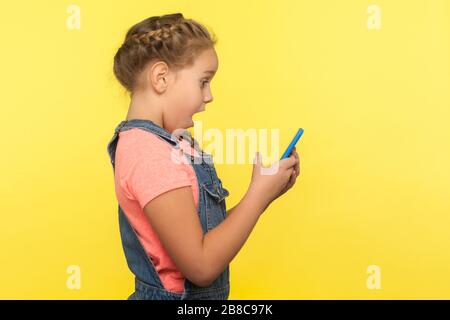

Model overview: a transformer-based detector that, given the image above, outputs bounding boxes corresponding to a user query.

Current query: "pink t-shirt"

[114,127,201,293]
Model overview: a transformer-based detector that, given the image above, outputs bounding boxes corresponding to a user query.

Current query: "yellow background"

[1,0,449,299]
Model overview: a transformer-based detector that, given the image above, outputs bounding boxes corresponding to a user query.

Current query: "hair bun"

[157,13,184,27]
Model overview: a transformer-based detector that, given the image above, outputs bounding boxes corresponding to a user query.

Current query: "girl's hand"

[276,147,300,198]
[247,147,300,212]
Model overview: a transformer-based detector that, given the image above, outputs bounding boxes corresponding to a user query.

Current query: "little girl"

[107,13,300,300]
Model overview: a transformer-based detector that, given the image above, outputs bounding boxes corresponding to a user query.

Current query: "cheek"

[170,81,203,115]
[181,84,203,109]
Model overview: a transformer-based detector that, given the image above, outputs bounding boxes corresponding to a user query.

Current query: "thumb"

[253,151,262,166]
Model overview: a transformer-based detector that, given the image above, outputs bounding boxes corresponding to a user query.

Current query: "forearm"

[200,189,269,285]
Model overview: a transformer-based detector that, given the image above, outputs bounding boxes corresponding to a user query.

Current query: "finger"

[290,147,297,157]
[280,171,294,195]
[286,168,296,189]
[295,152,300,177]
[290,150,299,174]
[281,153,297,169]
[292,166,297,181]
[253,151,262,167]
[287,152,299,171]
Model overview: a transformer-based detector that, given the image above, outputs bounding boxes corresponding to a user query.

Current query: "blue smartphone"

[280,128,304,159]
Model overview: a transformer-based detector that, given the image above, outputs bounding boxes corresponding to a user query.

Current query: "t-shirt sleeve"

[125,141,192,210]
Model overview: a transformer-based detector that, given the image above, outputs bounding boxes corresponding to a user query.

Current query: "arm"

[143,186,207,287]
[143,151,299,287]
[143,186,268,287]
[200,189,269,285]
[199,148,300,285]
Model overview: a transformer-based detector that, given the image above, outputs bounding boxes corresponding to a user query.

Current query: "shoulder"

[114,128,193,207]
[118,128,171,151]
[115,128,185,170]
[118,128,176,157]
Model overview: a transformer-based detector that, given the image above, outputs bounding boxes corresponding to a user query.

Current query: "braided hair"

[113,13,217,95]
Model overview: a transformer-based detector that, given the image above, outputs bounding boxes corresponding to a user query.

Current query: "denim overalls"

[106,119,230,300]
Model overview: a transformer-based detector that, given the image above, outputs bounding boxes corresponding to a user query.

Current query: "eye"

[201,80,210,88]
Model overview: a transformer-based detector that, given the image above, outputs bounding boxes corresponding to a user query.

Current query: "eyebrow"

[203,70,217,75]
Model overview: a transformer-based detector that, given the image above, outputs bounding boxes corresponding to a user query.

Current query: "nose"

[204,88,213,104]
[204,96,213,104]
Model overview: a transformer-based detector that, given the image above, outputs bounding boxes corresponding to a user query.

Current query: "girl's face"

[165,47,218,131]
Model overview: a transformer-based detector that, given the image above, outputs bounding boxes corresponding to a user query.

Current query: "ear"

[146,61,169,93]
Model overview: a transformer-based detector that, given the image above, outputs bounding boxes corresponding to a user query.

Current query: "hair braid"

[113,13,217,95]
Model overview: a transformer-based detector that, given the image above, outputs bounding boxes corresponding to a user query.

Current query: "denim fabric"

[107,119,230,300]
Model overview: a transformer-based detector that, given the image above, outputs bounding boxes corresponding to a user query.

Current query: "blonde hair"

[113,13,218,95]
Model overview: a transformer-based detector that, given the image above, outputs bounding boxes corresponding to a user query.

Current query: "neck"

[126,92,164,128]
